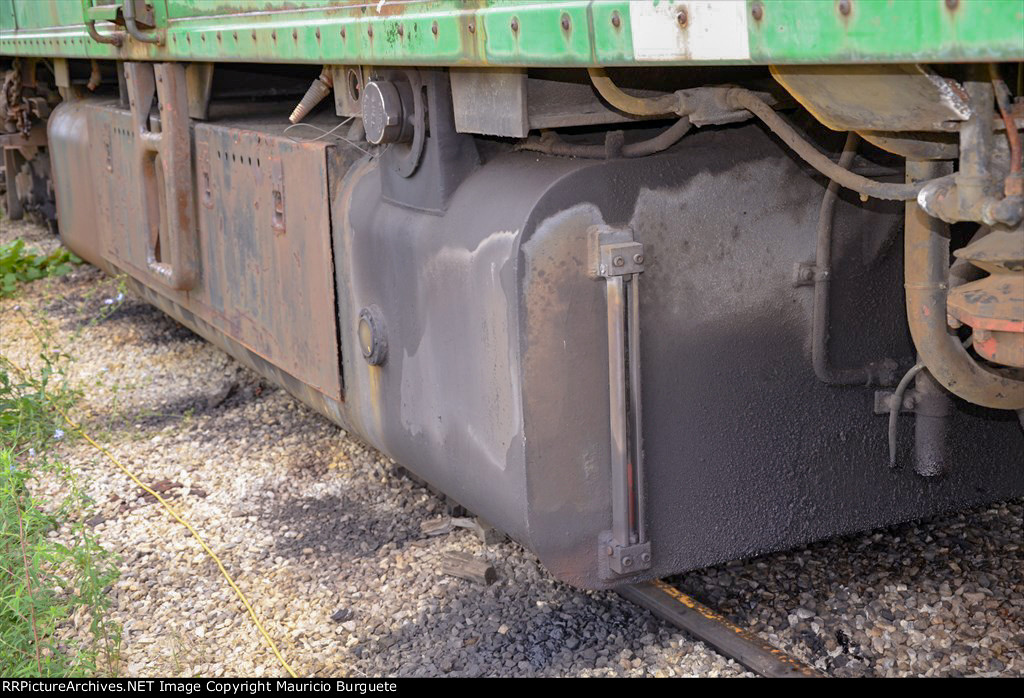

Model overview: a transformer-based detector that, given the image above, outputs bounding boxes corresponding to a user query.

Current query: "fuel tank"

[49,98,1024,589]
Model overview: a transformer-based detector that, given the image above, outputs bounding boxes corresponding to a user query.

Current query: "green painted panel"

[2,0,1022,65]
[13,0,88,28]
[481,2,595,64]
[0,0,15,33]
[749,0,1024,63]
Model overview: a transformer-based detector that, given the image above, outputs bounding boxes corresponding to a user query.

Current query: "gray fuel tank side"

[514,124,1024,588]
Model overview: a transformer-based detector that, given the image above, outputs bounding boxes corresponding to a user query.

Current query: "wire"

[283,117,378,158]
[888,363,926,468]
[889,336,973,468]
[4,356,299,678]
[990,65,1022,177]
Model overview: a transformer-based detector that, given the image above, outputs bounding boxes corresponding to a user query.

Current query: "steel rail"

[619,579,825,678]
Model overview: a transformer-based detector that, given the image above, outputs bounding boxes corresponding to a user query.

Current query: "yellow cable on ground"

[5,356,298,678]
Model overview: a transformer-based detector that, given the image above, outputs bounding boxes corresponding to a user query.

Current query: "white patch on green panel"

[630,0,751,61]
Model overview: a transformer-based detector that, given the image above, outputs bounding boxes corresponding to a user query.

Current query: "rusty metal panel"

[771,64,972,133]
[51,98,343,404]
[186,120,342,401]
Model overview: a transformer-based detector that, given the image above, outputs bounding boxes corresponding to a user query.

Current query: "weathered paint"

[48,92,1024,588]
[3,1,1022,66]
[48,98,349,405]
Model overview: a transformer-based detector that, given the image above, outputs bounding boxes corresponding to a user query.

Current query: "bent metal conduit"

[904,160,1024,410]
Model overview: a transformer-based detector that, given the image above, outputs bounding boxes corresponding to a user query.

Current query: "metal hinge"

[591,225,651,579]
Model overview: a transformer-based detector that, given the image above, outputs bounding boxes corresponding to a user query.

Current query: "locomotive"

[2,1,1022,589]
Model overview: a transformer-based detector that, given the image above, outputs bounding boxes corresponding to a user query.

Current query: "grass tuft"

[0,239,81,298]
[1,270,121,676]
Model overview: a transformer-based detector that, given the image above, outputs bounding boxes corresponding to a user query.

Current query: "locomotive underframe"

[45,81,1024,589]
[4,0,1023,591]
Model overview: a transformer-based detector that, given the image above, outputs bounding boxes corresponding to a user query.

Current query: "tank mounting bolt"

[613,256,625,267]
[641,552,651,564]
[633,253,645,264]
[622,556,633,568]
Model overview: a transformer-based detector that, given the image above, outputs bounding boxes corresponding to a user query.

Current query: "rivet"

[561,14,571,31]
[945,0,959,9]
[431,21,438,36]
[677,8,688,26]
[510,17,519,32]
[611,11,621,28]
[368,26,373,38]
[397,24,403,37]
[752,3,764,21]
[838,0,851,16]
[340,27,346,39]
[468,20,475,33]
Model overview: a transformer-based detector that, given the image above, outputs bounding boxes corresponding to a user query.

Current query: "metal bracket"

[123,0,163,45]
[874,389,953,417]
[792,261,830,287]
[608,541,652,576]
[185,63,215,121]
[592,225,650,578]
[874,390,916,415]
[125,62,198,291]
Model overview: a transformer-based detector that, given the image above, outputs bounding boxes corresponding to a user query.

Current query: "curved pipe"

[123,0,162,44]
[812,131,897,386]
[727,88,924,201]
[85,19,122,47]
[904,159,1024,410]
[81,0,123,46]
[588,68,682,116]
[518,116,692,159]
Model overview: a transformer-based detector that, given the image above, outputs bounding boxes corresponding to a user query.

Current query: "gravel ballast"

[1,220,1021,678]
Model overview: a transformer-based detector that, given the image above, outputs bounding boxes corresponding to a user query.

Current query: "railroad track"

[620,580,825,678]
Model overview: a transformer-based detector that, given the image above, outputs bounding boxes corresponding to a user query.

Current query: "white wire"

[283,117,379,158]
